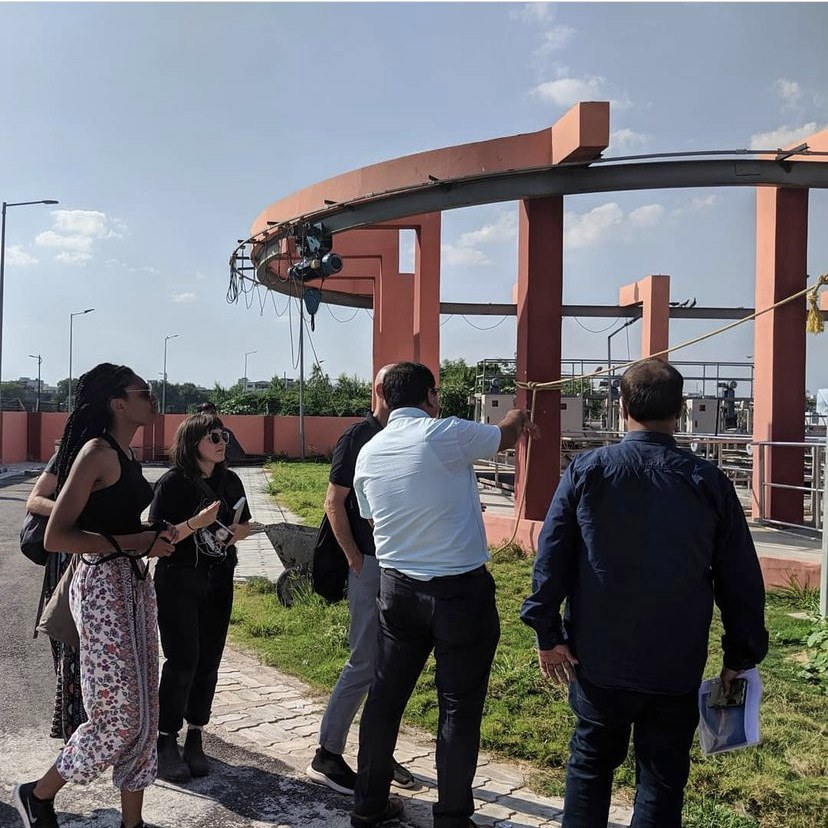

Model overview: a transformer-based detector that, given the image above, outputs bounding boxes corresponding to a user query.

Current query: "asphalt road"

[0,476,354,828]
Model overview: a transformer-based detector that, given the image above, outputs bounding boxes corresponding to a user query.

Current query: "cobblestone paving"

[211,648,633,828]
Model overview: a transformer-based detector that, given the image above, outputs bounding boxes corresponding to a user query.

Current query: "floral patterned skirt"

[56,556,159,790]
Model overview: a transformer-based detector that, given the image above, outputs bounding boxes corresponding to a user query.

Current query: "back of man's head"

[620,358,684,423]
[382,362,436,411]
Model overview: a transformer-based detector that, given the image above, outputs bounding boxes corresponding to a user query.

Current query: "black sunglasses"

[206,430,231,445]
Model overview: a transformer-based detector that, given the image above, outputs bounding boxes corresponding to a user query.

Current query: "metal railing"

[753,440,826,532]
[476,433,827,532]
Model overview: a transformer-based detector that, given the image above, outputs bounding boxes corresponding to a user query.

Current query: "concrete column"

[413,212,441,379]
[619,274,671,359]
[372,233,415,379]
[515,197,563,521]
[752,187,808,523]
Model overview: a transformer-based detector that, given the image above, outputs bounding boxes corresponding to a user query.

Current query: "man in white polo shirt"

[350,362,537,828]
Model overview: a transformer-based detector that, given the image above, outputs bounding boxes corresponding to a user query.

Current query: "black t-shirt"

[329,414,382,556]
[150,467,251,568]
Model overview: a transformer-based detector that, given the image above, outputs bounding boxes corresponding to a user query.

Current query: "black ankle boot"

[157,733,191,782]
[183,728,209,777]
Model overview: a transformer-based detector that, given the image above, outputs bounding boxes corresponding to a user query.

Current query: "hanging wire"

[303,310,326,373]
[326,303,362,324]
[460,314,510,331]
[440,315,452,327]
[573,316,624,334]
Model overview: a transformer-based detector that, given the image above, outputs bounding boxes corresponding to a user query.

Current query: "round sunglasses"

[205,430,231,445]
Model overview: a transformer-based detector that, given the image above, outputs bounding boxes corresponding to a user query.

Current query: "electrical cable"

[573,316,623,334]
[460,314,509,331]
[326,303,361,324]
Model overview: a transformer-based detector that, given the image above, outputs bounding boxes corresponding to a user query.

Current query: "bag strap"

[186,471,228,513]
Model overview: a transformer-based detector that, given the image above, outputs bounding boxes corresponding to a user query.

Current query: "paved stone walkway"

[212,647,633,828]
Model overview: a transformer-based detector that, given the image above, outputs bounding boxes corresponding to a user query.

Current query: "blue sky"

[2,2,827,394]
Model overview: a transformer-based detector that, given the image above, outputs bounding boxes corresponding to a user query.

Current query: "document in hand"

[697,668,762,756]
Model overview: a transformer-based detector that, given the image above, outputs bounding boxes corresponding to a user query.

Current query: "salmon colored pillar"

[372,232,415,379]
[515,197,563,521]
[752,187,808,523]
[619,275,670,359]
[413,212,441,379]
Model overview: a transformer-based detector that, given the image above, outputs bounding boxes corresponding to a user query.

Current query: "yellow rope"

[495,273,827,554]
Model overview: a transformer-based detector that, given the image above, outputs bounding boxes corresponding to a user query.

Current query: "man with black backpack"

[306,365,414,796]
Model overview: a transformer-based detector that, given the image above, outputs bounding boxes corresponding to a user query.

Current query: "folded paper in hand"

[697,668,762,755]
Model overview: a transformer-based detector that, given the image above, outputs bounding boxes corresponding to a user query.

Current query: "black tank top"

[77,433,153,536]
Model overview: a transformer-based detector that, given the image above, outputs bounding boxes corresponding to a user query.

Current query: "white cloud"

[532,75,605,107]
[565,201,665,249]
[536,25,575,54]
[105,258,160,274]
[565,203,623,249]
[442,211,517,267]
[35,210,125,265]
[5,245,38,266]
[441,245,491,267]
[749,122,828,150]
[610,128,648,152]
[774,78,802,105]
[55,250,92,264]
[171,291,197,304]
[690,195,719,211]
[457,212,517,247]
[628,204,665,228]
[512,2,554,24]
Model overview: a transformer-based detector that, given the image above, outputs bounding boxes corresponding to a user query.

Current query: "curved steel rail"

[229,157,828,310]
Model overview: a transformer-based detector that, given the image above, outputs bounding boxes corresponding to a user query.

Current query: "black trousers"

[354,566,500,828]
[563,675,700,828]
[155,557,235,735]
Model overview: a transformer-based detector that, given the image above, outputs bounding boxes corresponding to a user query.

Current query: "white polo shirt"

[353,407,501,580]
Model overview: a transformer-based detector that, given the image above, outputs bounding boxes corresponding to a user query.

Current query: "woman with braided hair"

[13,363,176,828]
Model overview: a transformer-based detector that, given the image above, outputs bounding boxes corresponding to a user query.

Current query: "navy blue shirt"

[520,431,768,695]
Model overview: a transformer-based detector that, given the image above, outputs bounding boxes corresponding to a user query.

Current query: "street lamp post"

[243,350,257,391]
[0,198,58,461]
[162,334,179,415]
[68,308,94,412]
[28,354,42,412]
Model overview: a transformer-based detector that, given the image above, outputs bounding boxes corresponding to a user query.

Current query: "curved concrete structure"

[232,103,828,536]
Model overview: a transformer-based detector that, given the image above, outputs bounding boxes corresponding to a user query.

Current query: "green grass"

[236,461,828,828]
[264,459,331,526]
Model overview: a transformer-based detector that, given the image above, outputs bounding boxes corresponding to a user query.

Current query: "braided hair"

[54,363,137,491]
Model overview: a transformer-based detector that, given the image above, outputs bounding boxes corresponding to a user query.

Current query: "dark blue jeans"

[563,675,699,828]
[354,566,500,828]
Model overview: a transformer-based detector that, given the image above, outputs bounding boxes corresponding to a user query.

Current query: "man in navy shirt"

[521,358,768,828]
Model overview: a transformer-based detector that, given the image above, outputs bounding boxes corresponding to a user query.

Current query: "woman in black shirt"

[150,412,251,781]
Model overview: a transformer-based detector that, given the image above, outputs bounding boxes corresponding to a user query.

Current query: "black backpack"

[311,514,349,603]
[20,511,49,565]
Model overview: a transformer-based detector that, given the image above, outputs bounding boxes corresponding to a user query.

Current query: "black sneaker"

[12,781,59,828]
[306,747,356,795]
[350,796,404,827]
[391,759,415,789]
